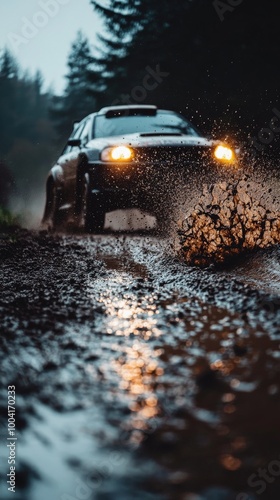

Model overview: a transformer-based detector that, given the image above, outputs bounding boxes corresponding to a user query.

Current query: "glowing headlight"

[214,145,234,162]
[101,146,134,162]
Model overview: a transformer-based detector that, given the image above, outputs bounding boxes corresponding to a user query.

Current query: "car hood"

[87,133,215,150]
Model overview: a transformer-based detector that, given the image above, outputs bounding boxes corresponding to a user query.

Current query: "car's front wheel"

[81,183,106,233]
[42,180,61,230]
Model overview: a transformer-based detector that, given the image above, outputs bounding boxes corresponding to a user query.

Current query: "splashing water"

[177,175,280,266]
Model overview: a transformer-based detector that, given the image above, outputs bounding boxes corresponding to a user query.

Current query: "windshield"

[93,112,199,138]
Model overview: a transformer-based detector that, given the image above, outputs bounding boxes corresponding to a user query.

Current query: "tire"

[81,183,106,233]
[42,181,60,230]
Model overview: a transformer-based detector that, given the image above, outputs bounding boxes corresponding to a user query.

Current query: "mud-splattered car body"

[43,104,238,232]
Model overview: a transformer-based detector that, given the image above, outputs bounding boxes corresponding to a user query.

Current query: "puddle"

[1,234,280,499]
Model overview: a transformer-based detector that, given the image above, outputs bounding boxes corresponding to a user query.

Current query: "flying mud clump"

[178,177,280,266]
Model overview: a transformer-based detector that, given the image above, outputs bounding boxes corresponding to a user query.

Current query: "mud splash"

[178,175,280,266]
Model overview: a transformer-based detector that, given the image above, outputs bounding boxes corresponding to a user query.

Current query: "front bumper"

[86,158,238,212]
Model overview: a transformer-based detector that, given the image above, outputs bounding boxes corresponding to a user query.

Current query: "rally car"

[42,105,237,232]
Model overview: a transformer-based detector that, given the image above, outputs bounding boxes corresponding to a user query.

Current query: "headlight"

[214,145,234,162]
[101,146,134,162]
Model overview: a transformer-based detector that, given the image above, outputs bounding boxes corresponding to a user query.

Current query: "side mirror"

[68,138,81,148]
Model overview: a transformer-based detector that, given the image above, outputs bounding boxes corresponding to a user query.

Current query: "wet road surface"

[0,231,280,500]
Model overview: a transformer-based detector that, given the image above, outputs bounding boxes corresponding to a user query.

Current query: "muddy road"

[0,230,280,500]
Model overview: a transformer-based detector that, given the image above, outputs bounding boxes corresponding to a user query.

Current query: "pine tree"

[52,31,100,140]
[0,48,18,79]
[0,48,58,200]
[89,0,209,110]
[0,49,19,154]
[92,0,280,141]
[90,0,152,106]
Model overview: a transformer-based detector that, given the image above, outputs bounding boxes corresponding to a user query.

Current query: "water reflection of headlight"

[89,274,163,433]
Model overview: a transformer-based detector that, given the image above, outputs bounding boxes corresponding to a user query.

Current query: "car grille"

[134,145,212,166]
[95,145,216,193]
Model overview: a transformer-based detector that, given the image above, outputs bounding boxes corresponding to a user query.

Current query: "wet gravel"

[0,229,280,500]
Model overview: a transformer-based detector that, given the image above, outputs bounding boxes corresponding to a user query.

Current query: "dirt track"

[1,230,280,500]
